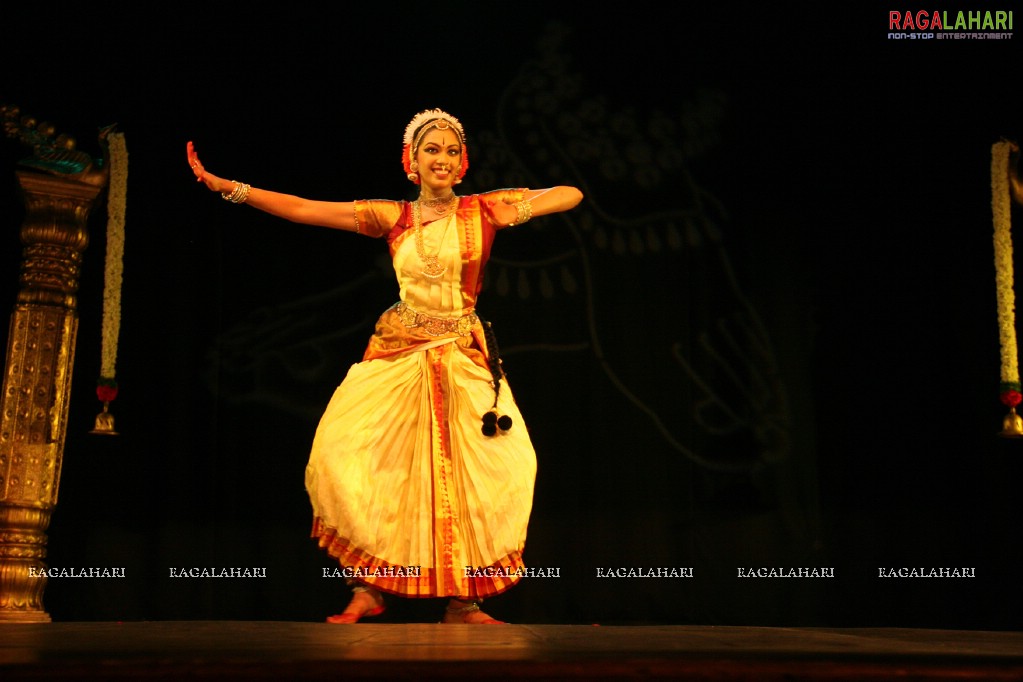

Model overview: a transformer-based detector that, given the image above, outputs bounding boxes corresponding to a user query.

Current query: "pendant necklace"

[413,199,449,279]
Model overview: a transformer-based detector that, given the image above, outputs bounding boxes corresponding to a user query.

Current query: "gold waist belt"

[395,302,477,337]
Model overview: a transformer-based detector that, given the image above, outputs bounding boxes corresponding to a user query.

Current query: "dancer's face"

[415,127,462,194]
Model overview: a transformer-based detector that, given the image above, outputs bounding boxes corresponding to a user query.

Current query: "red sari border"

[311,517,526,599]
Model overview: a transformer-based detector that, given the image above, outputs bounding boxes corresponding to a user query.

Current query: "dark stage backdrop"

[1,3,1021,628]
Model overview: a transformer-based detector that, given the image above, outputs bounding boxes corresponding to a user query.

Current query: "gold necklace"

[413,200,447,279]
[418,192,457,215]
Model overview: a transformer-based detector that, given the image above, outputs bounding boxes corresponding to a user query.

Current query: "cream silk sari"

[305,192,537,598]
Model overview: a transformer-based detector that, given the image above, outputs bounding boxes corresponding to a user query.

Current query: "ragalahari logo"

[888,9,1013,40]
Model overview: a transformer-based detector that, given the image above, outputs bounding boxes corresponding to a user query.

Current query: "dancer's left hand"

[483,198,519,227]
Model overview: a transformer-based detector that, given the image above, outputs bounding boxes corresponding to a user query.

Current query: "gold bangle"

[510,199,532,226]
[221,181,251,204]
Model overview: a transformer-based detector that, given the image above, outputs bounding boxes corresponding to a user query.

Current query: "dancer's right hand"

[186,141,229,193]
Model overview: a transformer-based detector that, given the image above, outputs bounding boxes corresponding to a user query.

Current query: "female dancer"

[188,109,582,623]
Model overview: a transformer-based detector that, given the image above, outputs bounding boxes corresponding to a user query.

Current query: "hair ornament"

[403,108,465,146]
[480,320,512,436]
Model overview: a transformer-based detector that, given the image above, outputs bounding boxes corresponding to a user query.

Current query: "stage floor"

[0,622,1021,681]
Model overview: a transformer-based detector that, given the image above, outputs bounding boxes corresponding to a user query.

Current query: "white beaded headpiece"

[403,108,465,147]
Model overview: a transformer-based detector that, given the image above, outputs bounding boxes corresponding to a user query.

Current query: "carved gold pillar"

[0,170,99,621]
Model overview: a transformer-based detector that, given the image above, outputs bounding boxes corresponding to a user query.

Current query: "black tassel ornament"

[481,320,513,436]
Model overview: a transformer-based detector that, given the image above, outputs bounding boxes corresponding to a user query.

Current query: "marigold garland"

[98,132,127,404]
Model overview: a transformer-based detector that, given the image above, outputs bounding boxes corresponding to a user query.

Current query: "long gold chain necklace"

[413,199,450,279]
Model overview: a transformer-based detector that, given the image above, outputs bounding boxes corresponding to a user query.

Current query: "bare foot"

[326,587,385,624]
[442,599,506,624]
